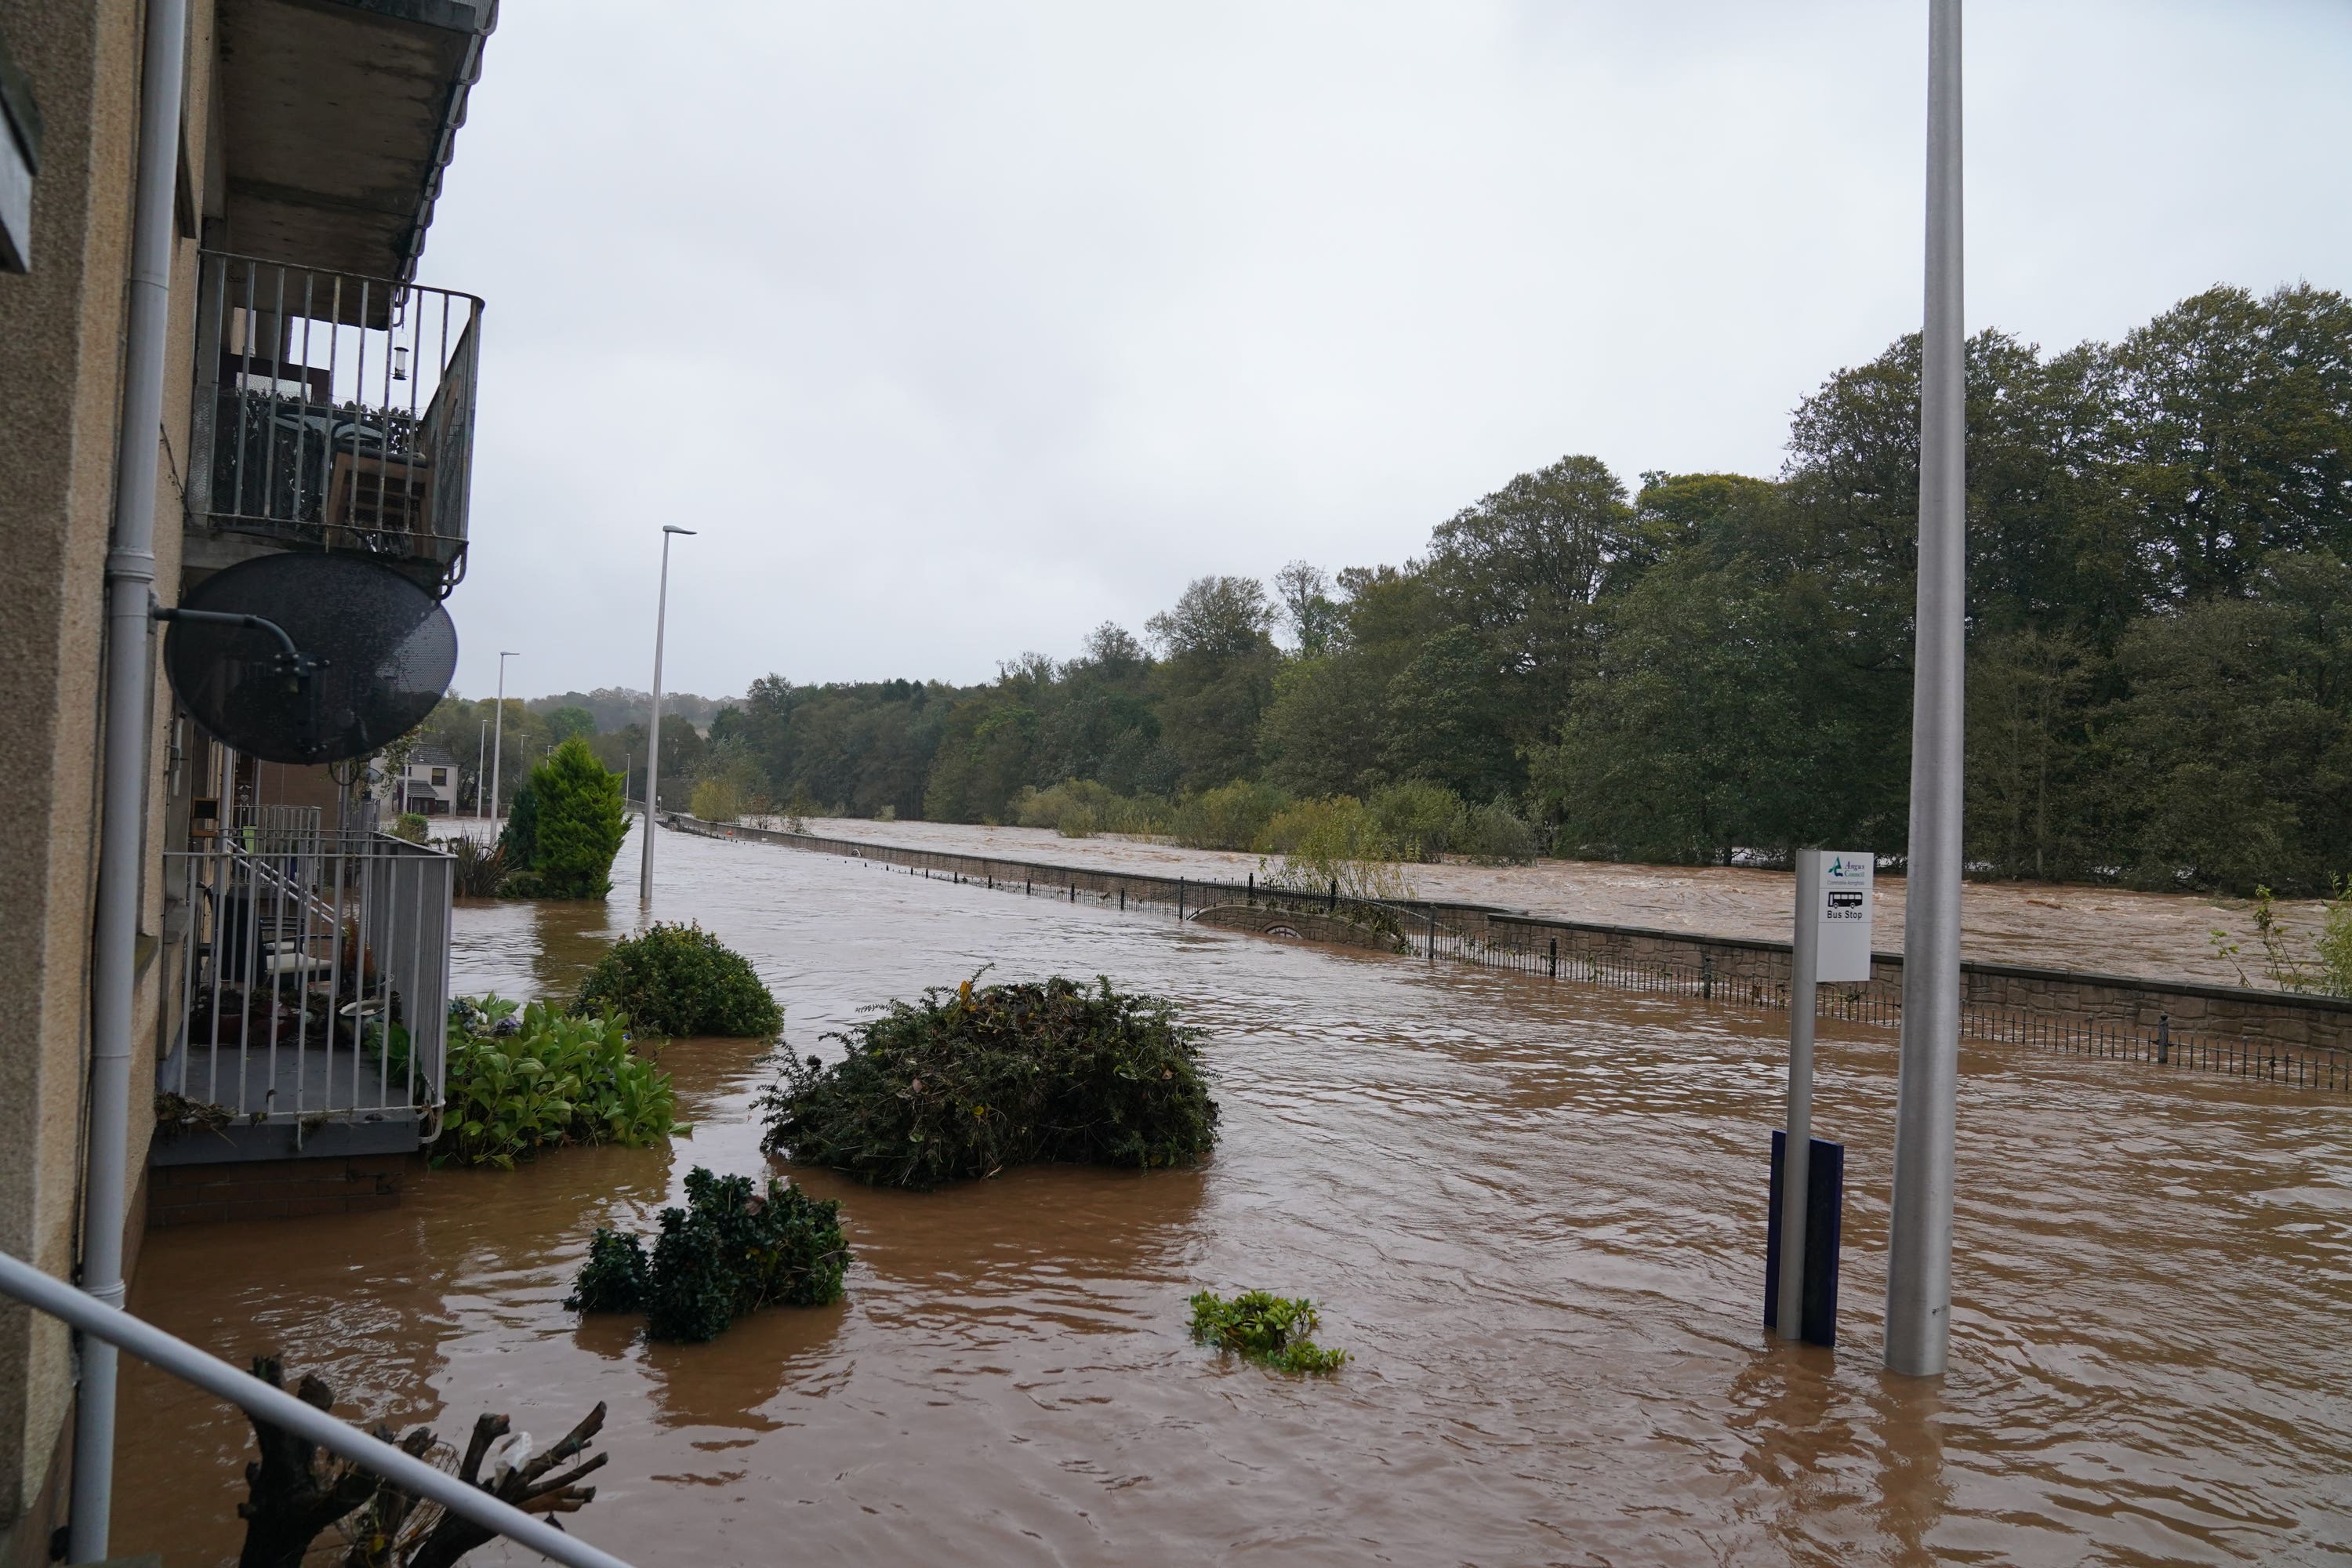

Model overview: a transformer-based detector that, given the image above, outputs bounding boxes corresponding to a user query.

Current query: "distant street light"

[492,651,519,823]
[1886,0,1965,1380]
[640,526,696,903]
[476,720,488,820]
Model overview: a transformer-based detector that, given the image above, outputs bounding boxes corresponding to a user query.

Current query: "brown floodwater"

[118,822,2352,1565]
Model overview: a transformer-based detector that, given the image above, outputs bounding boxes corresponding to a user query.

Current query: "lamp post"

[476,720,488,819]
[639,526,696,903]
[492,651,518,824]
[1886,0,1966,1379]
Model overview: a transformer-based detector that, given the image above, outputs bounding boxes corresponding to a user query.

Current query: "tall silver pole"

[639,526,695,902]
[1776,851,1821,1340]
[1886,0,1966,1380]
[491,651,517,823]
[477,720,488,819]
[73,0,190,1552]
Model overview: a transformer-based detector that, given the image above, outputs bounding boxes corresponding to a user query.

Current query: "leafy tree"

[527,738,627,898]
[545,705,598,745]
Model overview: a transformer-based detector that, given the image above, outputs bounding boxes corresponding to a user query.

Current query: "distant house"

[399,746,461,815]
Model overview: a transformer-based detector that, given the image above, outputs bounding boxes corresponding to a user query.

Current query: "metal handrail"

[0,1250,636,1568]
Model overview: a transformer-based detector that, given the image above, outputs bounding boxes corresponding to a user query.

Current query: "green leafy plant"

[528,738,629,898]
[574,922,782,1037]
[1367,779,1468,862]
[438,997,681,1168]
[438,833,510,898]
[497,783,539,868]
[1188,1289,1349,1374]
[564,1227,651,1312]
[565,1167,848,1342]
[391,811,430,844]
[1168,779,1289,851]
[760,975,1218,1189]
[690,775,742,823]
[1455,795,1538,866]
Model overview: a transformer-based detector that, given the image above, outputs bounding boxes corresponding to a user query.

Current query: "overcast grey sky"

[423,1,2352,703]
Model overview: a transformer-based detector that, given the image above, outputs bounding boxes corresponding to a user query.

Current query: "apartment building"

[0,2,493,1559]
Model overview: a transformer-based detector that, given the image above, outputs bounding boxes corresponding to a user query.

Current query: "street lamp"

[492,651,519,823]
[1886,0,1965,1380]
[640,526,696,903]
[476,720,488,820]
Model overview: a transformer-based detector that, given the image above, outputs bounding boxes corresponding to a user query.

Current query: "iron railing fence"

[159,831,454,1152]
[189,250,483,591]
[670,815,2352,1096]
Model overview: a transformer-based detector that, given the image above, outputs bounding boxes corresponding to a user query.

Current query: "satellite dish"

[164,553,458,764]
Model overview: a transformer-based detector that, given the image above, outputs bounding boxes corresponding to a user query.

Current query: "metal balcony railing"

[158,830,454,1162]
[188,250,483,592]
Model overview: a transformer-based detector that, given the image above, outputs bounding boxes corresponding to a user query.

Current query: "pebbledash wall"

[670,814,2352,1094]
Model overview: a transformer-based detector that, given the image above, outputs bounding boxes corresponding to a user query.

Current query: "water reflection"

[117,823,2352,1566]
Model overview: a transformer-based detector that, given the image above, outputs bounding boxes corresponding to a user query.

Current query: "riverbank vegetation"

[574,922,782,1036]
[423,285,2350,895]
[760,975,1217,1188]
[1188,1290,1349,1374]
[439,997,681,1167]
[565,1167,848,1341]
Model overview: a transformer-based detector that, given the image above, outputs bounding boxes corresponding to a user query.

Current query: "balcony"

[154,820,455,1164]
[187,249,483,593]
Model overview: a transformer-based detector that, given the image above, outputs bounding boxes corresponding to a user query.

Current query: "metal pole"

[0,1251,636,1568]
[1777,851,1822,1339]
[491,651,517,823]
[476,719,487,818]
[74,0,188,1552]
[639,525,695,902]
[1886,0,1966,1381]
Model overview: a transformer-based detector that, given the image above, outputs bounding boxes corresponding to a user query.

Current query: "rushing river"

[119,822,2352,1565]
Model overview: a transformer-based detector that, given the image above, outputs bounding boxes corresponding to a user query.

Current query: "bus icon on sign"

[1828,890,1864,913]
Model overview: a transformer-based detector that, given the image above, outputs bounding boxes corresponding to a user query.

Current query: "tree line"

[448,284,2352,895]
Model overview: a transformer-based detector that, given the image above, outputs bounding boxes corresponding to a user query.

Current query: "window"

[431,768,448,786]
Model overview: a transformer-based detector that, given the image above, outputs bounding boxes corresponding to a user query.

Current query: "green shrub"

[1254,796,1416,903]
[574,922,782,1037]
[391,811,430,844]
[1013,780,1170,838]
[566,1167,848,1342]
[1456,796,1538,866]
[1170,779,1289,851]
[495,869,546,899]
[1368,780,1468,862]
[760,975,1218,1189]
[439,833,510,898]
[498,784,539,867]
[439,998,681,1168]
[1188,1290,1348,1374]
[564,1227,651,1312]
[528,738,628,898]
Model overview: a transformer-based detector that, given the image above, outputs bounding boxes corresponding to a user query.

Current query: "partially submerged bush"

[760,975,1218,1189]
[565,1167,848,1342]
[1456,795,1538,866]
[1254,795,1417,904]
[574,922,782,1036]
[690,774,742,823]
[1170,779,1289,851]
[439,833,510,898]
[440,997,681,1167]
[1368,780,1468,862]
[529,737,629,898]
[1189,1290,1349,1374]
[1014,780,1171,838]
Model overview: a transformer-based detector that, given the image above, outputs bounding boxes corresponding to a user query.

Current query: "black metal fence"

[670,816,2352,1096]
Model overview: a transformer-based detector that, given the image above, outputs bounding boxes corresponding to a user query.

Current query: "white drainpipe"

[71,0,189,1555]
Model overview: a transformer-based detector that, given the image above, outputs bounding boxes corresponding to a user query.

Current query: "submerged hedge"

[574,922,782,1037]
[566,1166,847,1343]
[760,975,1218,1189]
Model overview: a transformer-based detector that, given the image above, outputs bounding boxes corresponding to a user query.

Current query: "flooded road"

[121,822,2352,1564]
